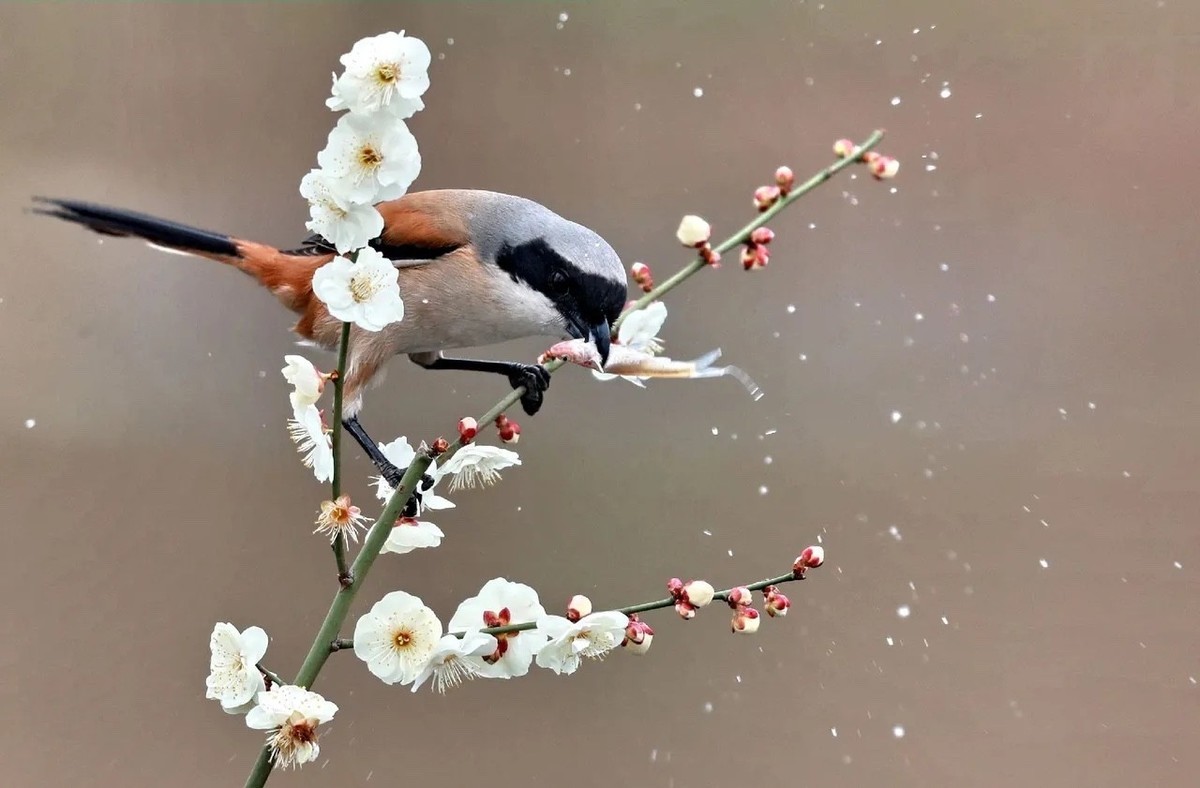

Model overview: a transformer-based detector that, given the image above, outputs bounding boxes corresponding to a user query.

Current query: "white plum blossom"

[676,214,712,247]
[327,31,431,119]
[206,623,268,714]
[381,517,444,554]
[593,301,668,386]
[281,354,326,414]
[436,444,522,492]
[372,436,454,511]
[316,111,421,203]
[410,631,497,694]
[287,405,334,483]
[312,247,406,331]
[313,495,369,544]
[448,578,548,679]
[533,611,629,675]
[299,169,385,254]
[245,685,338,770]
[353,590,442,685]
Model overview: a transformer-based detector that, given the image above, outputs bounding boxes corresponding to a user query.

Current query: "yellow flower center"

[375,62,400,84]
[392,629,413,649]
[357,144,383,170]
[348,272,380,303]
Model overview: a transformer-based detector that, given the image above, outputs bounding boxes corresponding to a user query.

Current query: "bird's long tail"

[31,197,329,314]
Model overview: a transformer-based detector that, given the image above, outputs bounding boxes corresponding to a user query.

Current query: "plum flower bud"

[749,227,775,245]
[754,185,781,211]
[676,215,712,248]
[726,586,753,608]
[457,417,478,442]
[861,150,881,165]
[630,261,654,292]
[793,545,825,577]
[732,606,761,634]
[430,437,449,455]
[623,615,655,655]
[566,594,592,622]
[700,247,721,267]
[775,165,795,193]
[674,600,696,620]
[764,586,791,618]
[869,155,900,180]
[682,580,715,608]
[833,138,860,159]
[741,244,769,271]
[498,421,521,444]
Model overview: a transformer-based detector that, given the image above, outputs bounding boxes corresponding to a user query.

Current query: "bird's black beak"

[590,320,611,368]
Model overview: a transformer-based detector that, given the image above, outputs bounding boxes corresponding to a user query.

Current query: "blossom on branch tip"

[313,247,406,331]
[435,444,521,492]
[206,623,269,714]
[327,31,431,119]
[353,590,442,685]
[299,169,384,254]
[288,405,334,483]
[244,685,337,770]
[381,516,444,554]
[448,578,547,679]
[794,545,825,577]
[754,185,781,211]
[622,615,654,655]
[372,436,454,511]
[316,111,421,203]
[676,215,712,248]
[533,611,629,675]
[732,606,761,634]
[567,594,592,622]
[411,631,497,694]
[314,495,368,543]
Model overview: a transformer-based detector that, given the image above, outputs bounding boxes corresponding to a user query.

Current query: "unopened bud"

[741,244,769,271]
[457,417,478,442]
[764,585,791,617]
[676,215,712,247]
[566,594,592,622]
[667,577,684,596]
[631,261,651,281]
[494,414,510,429]
[625,630,653,655]
[623,615,655,654]
[732,607,761,634]
[499,421,521,444]
[793,545,825,576]
[754,185,781,211]
[675,600,696,620]
[430,437,449,455]
[833,138,860,159]
[682,579,715,608]
[701,246,721,267]
[750,227,775,245]
[775,165,795,193]
[727,586,753,608]
[869,155,900,180]
[861,150,881,165]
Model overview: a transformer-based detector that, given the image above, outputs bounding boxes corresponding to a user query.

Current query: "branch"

[330,321,352,584]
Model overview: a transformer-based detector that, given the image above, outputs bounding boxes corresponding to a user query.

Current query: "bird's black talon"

[380,459,405,488]
[507,363,551,416]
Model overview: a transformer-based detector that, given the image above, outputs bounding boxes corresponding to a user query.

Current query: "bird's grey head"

[473,193,628,364]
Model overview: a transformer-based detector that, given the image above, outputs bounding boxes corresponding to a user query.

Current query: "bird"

[34,190,629,491]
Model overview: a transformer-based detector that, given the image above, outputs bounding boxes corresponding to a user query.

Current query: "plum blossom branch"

[330,321,352,583]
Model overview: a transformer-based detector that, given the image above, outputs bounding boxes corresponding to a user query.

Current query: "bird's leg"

[341,414,429,517]
[411,355,551,416]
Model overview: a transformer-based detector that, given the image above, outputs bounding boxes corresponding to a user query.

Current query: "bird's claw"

[507,363,551,416]
[379,462,435,517]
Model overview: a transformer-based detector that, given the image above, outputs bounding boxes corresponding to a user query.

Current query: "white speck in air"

[893,725,906,738]
[758,485,769,496]
[787,304,796,314]
[24,418,36,429]
[891,96,902,106]
[693,87,704,98]
[891,410,903,424]
[1039,558,1050,569]
[914,312,924,321]
[939,263,950,272]
[897,605,911,618]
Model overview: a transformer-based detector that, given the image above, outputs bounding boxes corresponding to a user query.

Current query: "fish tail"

[688,348,764,401]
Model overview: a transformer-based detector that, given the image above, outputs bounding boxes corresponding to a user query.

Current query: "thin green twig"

[330,321,352,583]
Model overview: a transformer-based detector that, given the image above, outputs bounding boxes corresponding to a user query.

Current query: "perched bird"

[34,190,628,487]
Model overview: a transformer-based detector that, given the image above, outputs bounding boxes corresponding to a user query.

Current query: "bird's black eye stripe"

[548,269,569,292]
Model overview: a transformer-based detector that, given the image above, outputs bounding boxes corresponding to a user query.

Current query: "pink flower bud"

[676,215,712,247]
[494,414,510,429]
[793,545,825,576]
[775,166,795,193]
[741,244,769,271]
[430,437,449,455]
[623,615,655,654]
[750,227,775,245]
[457,417,478,442]
[833,138,860,159]
[566,594,592,622]
[625,630,654,655]
[499,421,521,444]
[675,600,696,620]
[701,246,721,267]
[861,150,881,165]
[754,185,781,211]
[682,579,715,608]
[764,586,791,617]
[732,607,761,634]
[869,155,900,180]
[667,577,684,596]
[727,586,753,608]
[631,261,651,282]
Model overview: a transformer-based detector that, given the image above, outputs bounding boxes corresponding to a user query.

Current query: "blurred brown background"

[2,1,1198,786]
